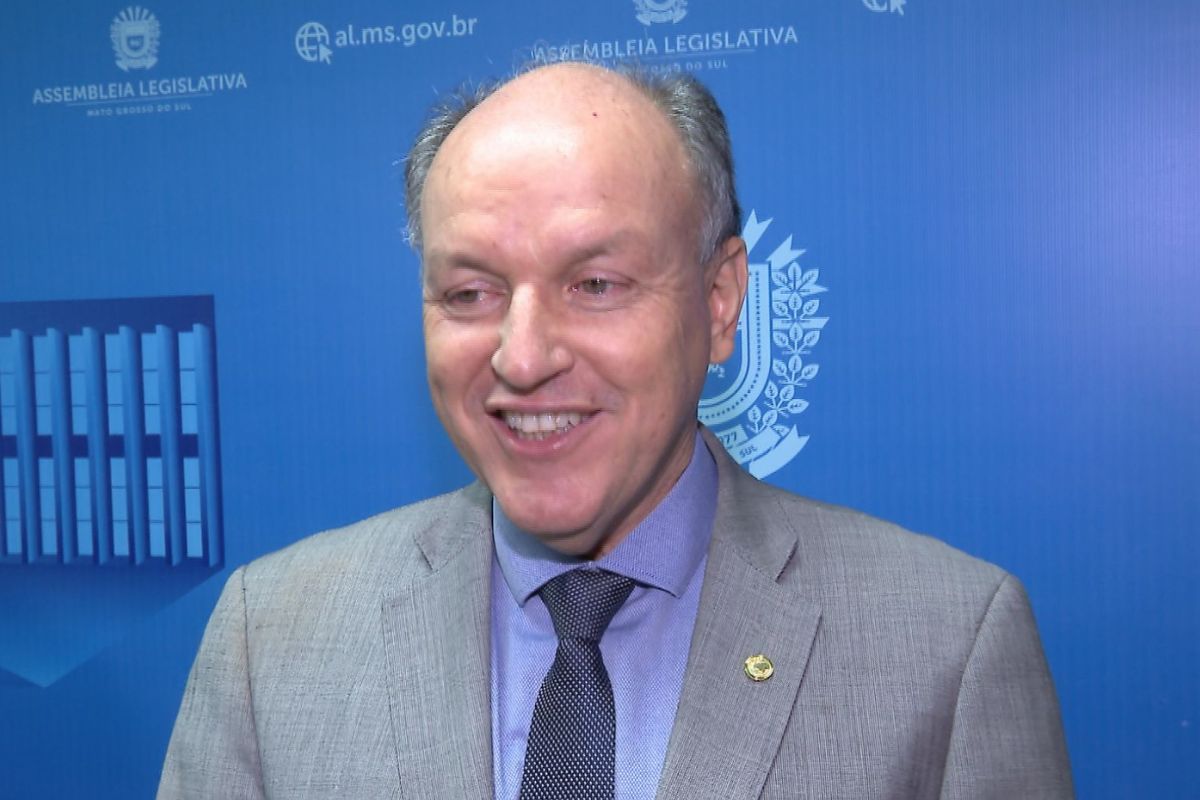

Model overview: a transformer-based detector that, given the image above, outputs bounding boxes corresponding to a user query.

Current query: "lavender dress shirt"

[490,431,718,800]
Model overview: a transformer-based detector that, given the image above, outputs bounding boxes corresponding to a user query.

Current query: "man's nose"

[491,287,572,390]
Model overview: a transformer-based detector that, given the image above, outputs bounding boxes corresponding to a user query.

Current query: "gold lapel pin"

[744,653,774,682]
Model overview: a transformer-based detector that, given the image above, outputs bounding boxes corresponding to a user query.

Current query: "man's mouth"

[501,411,586,441]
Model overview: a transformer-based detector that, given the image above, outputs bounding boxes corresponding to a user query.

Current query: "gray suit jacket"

[159,434,1073,798]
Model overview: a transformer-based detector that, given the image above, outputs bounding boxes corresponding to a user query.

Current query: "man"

[159,63,1072,798]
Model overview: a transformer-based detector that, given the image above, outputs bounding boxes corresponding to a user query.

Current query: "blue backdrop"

[2,1,1196,797]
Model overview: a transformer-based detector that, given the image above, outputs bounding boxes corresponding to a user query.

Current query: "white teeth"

[503,412,584,439]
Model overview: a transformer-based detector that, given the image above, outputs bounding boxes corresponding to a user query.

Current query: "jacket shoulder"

[239,484,489,605]
[791,489,1001,582]
[728,475,1011,613]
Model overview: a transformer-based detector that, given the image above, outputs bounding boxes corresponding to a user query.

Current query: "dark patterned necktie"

[518,568,635,800]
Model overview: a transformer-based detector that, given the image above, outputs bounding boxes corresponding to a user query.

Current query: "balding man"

[160,63,1072,799]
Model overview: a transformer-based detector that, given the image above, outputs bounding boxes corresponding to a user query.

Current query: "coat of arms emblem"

[111,6,160,72]
[633,0,688,26]
[700,211,829,478]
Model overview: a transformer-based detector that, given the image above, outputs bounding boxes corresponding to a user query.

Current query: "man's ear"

[706,235,749,364]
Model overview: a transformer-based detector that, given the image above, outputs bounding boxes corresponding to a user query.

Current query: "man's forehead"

[419,63,702,266]
[433,65,681,177]
[473,63,649,122]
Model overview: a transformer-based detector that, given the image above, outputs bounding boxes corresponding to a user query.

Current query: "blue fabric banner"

[2,1,1196,797]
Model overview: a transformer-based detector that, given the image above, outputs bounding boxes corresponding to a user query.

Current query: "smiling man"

[160,63,1073,799]
[417,64,744,561]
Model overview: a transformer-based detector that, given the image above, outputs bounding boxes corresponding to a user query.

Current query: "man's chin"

[497,501,613,557]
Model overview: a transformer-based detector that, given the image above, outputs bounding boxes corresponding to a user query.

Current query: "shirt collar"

[493,430,717,605]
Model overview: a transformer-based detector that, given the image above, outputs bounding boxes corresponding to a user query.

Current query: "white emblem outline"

[110,6,160,72]
[633,0,688,26]
[862,0,907,15]
[699,210,828,478]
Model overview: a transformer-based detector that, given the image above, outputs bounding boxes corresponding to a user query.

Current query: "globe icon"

[295,22,331,63]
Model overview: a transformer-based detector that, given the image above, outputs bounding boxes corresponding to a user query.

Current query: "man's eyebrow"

[423,228,646,274]
[423,249,493,273]
[561,229,643,264]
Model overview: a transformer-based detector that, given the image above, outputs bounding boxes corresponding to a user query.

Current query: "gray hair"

[403,64,741,264]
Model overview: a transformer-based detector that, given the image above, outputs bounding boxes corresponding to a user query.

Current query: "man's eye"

[575,277,614,296]
[446,288,485,305]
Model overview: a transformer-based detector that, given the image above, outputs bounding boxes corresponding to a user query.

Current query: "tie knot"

[539,569,635,643]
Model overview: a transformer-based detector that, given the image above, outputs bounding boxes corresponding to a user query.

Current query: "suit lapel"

[381,485,494,798]
[656,433,822,799]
